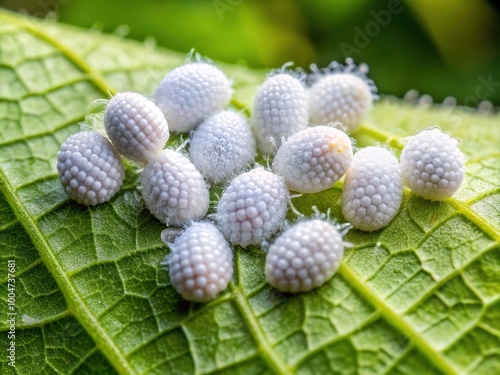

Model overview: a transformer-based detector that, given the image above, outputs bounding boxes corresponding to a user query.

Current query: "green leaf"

[1,9,499,375]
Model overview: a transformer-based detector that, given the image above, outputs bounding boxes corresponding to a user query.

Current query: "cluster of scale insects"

[57,56,465,302]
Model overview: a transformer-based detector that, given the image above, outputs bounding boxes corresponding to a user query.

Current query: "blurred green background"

[2,0,500,106]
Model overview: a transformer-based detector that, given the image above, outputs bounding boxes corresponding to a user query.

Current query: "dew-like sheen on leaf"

[0,10,499,375]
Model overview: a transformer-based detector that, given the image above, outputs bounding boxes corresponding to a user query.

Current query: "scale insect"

[252,73,308,155]
[342,146,403,231]
[104,91,169,163]
[57,131,125,205]
[272,126,353,193]
[154,62,232,133]
[189,110,255,184]
[162,222,233,302]
[308,59,376,132]
[140,149,210,226]
[215,168,289,248]
[400,128,465,201]
[265,219,347,293]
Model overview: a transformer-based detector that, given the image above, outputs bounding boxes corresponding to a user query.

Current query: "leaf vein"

[229,281,293,375]
[292,311,380,369]
[339,263,460,375]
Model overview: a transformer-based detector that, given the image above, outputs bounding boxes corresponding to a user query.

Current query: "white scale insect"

[162,222,233,302]
[265,219,347,293]
[272,126,353,193]
[189,110,255,184]
[400,127,465,201]
[154,62,232,133]
[57,131,125,205]
[252,73,308,155]
[104,92,169,163]
[140,149,209,226]
[215,168,289,248]
[308,59,376,133]
[342,146,403,231]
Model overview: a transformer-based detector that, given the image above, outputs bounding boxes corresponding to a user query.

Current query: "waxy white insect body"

[308,60,376,132]
[57,131,125,205]
[104,92,169,163]
[252,73,308,155]
[342,147,403,231]
[164,222,233,302]
[272,126,353,193]
[189,110,255,184]
[140,149,209,225]
[265,219,345,293]
[400,128,465,201]
[154,62,232,133]
[215,168,289,248]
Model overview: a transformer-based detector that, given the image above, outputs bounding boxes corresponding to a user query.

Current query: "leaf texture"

[0,10,499,375]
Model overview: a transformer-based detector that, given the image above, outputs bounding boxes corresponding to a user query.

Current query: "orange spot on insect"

[329,142,340,152]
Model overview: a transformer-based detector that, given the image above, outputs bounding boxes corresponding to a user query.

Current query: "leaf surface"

[1,10,499,375]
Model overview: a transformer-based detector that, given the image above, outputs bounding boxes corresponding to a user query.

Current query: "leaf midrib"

[0,11,130,374]
[0,11,114,97]
[339,263,459,375]
[0,168,134,374]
